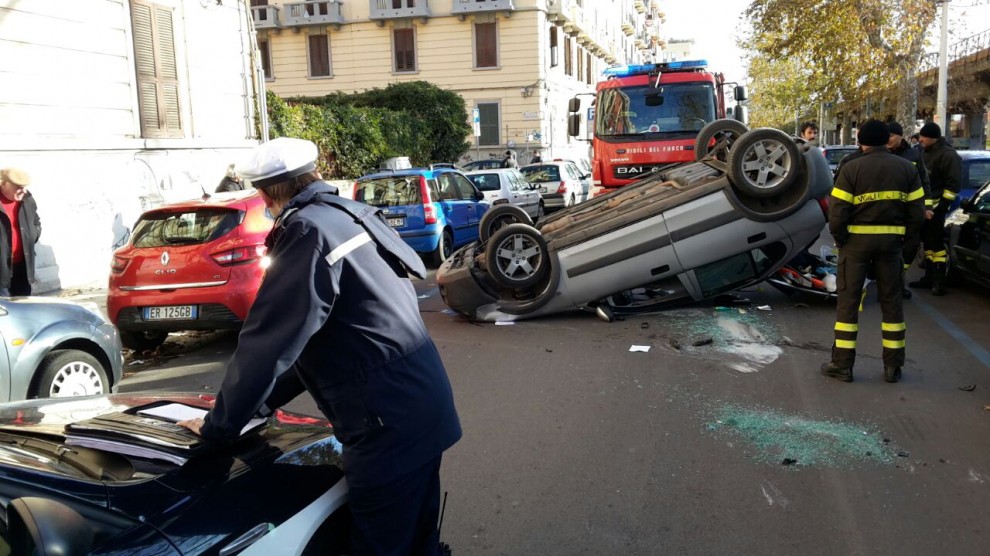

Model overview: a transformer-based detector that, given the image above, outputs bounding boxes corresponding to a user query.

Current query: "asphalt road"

[116,269,990,555]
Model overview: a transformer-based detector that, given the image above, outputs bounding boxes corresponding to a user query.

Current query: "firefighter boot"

[932,263,947,296]
[821,362,853,383]
[908,266,933,289]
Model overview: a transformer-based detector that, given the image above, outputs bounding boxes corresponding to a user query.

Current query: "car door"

[450,173,485,245]
[969,184,990,276]
[507,170,539,217]
[565,163,585,204]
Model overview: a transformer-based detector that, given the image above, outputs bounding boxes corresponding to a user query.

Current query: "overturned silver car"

[437,122,833,322]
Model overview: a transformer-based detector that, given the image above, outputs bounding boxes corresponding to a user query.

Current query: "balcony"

[621,13,635,36]
[369,0,431,21]
[251,5,280,29]
[633,0,645,14]
[451,0,515,17]
[546,0,574,23]
[283,1,345,27]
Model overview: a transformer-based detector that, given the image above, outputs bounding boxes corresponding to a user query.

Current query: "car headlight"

[944,208,968,227]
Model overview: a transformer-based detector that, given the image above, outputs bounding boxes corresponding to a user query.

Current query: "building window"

[392,0,415,8]
[308,34,331,77]
[550,27,558,68]
[577,47,583,81]
[393,28,416,73]
[475,22,497,68]
[564,36,572,76]
[131,0,182,138]
[251,0,268,21]
[478,102,499,146]
[259,39,273,79]
[586,52,592,84]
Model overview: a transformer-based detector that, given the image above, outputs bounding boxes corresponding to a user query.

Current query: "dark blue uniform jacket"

[201,182,461,488]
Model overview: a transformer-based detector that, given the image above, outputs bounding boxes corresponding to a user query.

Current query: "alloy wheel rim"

[495,234,543,280]
[740,139,791,189]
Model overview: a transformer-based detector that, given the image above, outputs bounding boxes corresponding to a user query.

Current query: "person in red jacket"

[0,168,42,297]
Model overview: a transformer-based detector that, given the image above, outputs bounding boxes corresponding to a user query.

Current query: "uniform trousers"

[918,211,947,265]
[0,261,31,297]
[831,234,906,370]
[348,455,442,556]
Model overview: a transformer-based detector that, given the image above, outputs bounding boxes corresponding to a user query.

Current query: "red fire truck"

[568,60,748,198]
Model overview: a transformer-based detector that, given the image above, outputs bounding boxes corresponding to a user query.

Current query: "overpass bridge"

[820,28,990,148]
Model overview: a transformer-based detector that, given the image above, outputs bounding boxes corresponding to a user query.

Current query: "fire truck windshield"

[595,82,716,138]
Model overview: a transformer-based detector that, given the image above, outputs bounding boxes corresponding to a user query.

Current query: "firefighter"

[886,121,931,300]
[178,137,462,555]
[821,119,925,384]
[909,122,962,296]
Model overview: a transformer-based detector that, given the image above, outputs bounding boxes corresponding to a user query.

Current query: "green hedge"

[265,81,471,179]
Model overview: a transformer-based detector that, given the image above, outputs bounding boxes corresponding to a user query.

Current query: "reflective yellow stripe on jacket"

[847,225,906,235]
[830,188,925,204]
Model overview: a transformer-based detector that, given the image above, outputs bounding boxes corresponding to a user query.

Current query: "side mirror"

[475,189,485,201]
[734,85,748,101]
[568,97,581,113]
[7,497,95,555]
[568,114,582,137]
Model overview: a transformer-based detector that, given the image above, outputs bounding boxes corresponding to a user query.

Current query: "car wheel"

[431,228,454,267]
[120,329,168,351]
[569,193,576,207]
[484,223,550,289]
[479,205,534,243]
[726,128,801,198]
[31,349,109,399]
[694,119,749,162]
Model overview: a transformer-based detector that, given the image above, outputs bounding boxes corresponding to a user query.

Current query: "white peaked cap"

[240,137,319,188]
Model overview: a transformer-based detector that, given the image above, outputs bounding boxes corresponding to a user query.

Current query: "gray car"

[0,297,123,400]
[437,123,833,322]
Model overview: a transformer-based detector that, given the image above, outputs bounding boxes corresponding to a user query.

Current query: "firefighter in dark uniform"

[909,121,962,296]
[177,138,462,555]
[821,120,925,384]
[886,121,931,299]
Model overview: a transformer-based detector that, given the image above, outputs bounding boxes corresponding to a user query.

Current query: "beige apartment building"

[250,0,663,167]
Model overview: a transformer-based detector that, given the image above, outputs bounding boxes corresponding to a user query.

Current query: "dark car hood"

[0,393,340,520]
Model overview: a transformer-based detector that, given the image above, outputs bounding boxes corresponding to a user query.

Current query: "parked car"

[520,161,587,211]
[465,168,544,221]
[945,177,990,289]
[0,392,350,554]
[460,159,506,172]
[107,189,274,351]
[822,145,859,178]
[437,123,833,322]
[0,297,123,400]
[353,166,490,266]
[955,150,990,210]
[549,158,593,201]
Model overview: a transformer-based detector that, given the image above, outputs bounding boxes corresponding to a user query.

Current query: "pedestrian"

[176,137,462,555]
[886,121,932,300]
[909,122,962,296]
[501,149,518,169]
[821,120,925,384]
[530,149,543,164]
[215,163,244,193]
[798,121,819,145]
[909,133,921,149]
[0,168,42,297]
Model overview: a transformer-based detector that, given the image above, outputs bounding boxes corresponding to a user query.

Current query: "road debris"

[629,345,651,353]
[692,338,714,347]
[959,384,977,392]
[757,305,772,311]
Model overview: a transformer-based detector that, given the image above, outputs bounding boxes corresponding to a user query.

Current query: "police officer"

[909,122,962,296]
[886,122,931,300]
[178,138,462,555]
[821,120,925,384]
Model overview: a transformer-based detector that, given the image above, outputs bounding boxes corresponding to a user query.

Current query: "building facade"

[251,0,663,167]
[0,0,265,291]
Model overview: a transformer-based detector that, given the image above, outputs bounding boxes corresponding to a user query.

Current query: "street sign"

[588,107,595,121]
[472,108,481,137]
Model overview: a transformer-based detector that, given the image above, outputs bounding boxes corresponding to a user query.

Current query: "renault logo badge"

[161,252,170,266]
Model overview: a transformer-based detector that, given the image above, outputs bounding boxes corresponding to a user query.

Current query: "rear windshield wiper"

[163,236,201,245]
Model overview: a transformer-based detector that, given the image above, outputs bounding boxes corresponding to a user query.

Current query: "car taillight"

[420,176,437,224]
[557,181,567,194]
[110,255,128,273]
[352,181,359,200]
[211,245,267,267]
[818,197,830,218]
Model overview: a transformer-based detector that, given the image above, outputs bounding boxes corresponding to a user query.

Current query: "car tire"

[694,119,750,162]
[726,128,801,198]
[479,205,534,243]
[484,223,550,289]
[120,329,169,351]
[431,228,454,267]
[31,349,110,399]
[535,202,545,222]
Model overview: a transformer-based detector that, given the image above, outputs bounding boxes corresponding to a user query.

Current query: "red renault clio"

[107,190,273,351]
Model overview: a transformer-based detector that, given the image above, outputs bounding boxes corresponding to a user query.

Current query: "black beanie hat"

[919,122,941,138]
[857,119,890,147]
[887,122,904,136]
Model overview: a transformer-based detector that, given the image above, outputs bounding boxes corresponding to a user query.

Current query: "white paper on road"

[629,345,651,352]
[495,320,515,326]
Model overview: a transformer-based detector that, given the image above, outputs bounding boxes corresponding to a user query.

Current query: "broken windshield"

[595,82,716,138]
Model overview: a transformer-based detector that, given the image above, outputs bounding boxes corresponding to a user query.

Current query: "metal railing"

[918,28,990,73]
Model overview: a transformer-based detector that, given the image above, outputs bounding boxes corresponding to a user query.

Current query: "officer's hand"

[925,209,934,220]
[177,418,204,435]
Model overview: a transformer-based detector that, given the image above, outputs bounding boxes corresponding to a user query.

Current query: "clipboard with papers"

[63,401,267,466]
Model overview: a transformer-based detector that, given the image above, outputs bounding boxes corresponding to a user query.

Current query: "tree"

[743,0,936,131]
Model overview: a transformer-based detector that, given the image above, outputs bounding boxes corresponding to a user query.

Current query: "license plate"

[542,186,552,194]
[144,305,197,320]
[386,217,405,228]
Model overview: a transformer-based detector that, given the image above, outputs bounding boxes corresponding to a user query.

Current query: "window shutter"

[309,34,331,76]
[478,103,499,146]
[131,0,182,138]
[394,29,415,72]
[475,22,496,68]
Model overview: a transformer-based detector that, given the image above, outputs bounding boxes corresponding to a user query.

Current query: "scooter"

[766,247,839,301]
